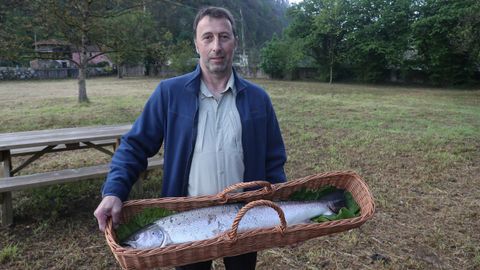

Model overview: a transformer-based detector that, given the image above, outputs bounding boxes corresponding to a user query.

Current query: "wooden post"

[0,192,12,227]
[1,150,13,226]
[114,138,121,152]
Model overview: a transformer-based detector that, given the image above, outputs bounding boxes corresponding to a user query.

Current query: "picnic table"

[0,124,163,226]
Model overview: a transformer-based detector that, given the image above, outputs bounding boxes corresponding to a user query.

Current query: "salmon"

[122,190,346,249]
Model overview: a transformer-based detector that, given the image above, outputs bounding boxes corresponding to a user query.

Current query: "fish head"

[324,190,348,214]
[121,223,170,249]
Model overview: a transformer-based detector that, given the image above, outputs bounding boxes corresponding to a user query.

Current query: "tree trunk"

[329,37,336,84]
[78,65,88,103]
[329,50,334,84]
[117,64,123,78]
[329,64,333,84]
[78,32,89,103]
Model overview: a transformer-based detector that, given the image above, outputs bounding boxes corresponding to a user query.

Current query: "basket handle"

[216,181,274,203]
[226,199,287,241]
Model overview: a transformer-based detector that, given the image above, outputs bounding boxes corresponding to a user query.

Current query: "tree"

[260,0,479,85]
[260,34,305,79]
[312,0,348,83]
[412,0,480,85]
[104,10,158,78]
[169,40,197,74]
[260,35,288,79]
[285,0,349,83]
[0,1,42,65]
[452,2,480,65]
[144,32,173,76]
[345,0,412,82]
[36,0,151,102]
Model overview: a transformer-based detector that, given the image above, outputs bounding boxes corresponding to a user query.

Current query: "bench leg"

[1,150,14,226]
[0,192,13,227]
[1,150,12,177]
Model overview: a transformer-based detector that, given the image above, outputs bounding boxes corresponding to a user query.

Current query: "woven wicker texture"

[105,171,375,269]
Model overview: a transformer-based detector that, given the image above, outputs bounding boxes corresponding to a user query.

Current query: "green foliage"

[104,11,157,68]
[311,192,360,222]
[285,0,350,83]
[345,0,412,82]
[260,36,289,79]
[6,0,480,85]
[144,32,173,75]
[269,0,480,85]
[116,208,176,243]
[0,1,41,65]
[312,0,348,83]
[0,244,19,264]
[260,35,305,79]
[412,0,480,85]
[289,185,339,201]
[146,0,289,48]
[169,41,197,74]
[289,186,361,222]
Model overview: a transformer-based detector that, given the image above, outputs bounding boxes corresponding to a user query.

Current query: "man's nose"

[212,37,222,51]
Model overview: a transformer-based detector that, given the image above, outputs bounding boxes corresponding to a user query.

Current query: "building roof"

[33,39,70,46]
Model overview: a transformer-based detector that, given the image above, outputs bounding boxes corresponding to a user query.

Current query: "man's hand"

[93,195,122,232]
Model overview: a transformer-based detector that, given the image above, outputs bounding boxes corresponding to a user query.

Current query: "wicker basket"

[105,171,375,269]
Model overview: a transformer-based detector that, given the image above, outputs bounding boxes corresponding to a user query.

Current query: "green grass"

[0,77,479,269]
[0,244,19,264]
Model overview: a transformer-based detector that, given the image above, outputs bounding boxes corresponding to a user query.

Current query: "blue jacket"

[102,66,287,200]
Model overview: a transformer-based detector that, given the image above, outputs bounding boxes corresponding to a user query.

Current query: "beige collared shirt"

[188,73,244,196]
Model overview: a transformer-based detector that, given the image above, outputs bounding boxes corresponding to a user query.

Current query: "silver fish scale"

[155,204,243,244]
[237,201,332,231]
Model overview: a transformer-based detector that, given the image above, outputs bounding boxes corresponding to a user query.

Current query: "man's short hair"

[193,7,237,39]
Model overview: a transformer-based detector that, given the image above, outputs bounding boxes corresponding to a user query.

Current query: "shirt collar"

[200,72,236,99]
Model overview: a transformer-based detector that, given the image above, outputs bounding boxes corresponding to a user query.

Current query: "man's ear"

[194,39,199,54]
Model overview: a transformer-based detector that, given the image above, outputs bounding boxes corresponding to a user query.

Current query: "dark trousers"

[175,252,257,270]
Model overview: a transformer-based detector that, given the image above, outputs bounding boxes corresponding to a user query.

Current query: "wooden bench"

[0,124,142,226]
[0,157,163,226]
[10,139,118,157]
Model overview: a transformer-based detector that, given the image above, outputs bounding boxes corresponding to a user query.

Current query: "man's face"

[195,16,237,77]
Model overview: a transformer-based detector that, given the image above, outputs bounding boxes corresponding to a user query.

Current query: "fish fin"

[161,230,172,247]
[121,240,136,249]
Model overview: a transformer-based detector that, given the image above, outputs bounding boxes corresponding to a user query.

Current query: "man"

[94,6,287,270]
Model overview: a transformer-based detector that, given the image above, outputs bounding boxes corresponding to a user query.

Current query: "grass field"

[0,77,479,269]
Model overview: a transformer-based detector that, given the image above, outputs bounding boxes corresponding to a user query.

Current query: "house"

[70,45,112,67]
[31,39,72,69]
[31,39,112,69]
